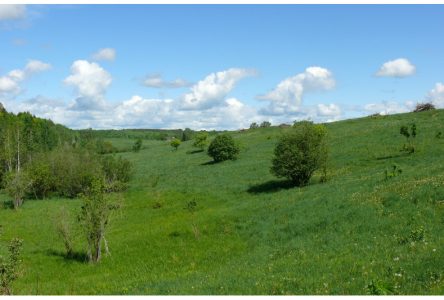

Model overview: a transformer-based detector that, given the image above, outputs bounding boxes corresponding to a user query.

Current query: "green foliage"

[101,155,132,192]
[54,207,74,258]
[181,128,194,142]
[192,132,209,150]
[207,134,240,162]
[4,171,30,209]
[260,121,271,128]
[170,138,181,151]
[78,178,113,263]
[249,122,259,129]
[132,138,143,153]
[384,164,402,180]
[271,121,328,186]
[400,123,417,154]
[367,280,395,295]
[96,140,117,154]
[0,238,23,295]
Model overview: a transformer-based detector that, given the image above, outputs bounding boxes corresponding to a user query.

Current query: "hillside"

[1,109,444,295]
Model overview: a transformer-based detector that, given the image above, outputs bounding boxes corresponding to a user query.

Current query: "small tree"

[0,238,23,295]
[260,121,271,128]
[249,122,259,129]
[192,132,209,151]
[78,178,112,263]
[413,102,435,112]
[5,171,30,209]
[54,207,74,258]
[271,121,328,186]
[400,123,417,153]
[181,128,194,141]
[170,138,181,151]
[207,134,240,162]
[132,138,142,152]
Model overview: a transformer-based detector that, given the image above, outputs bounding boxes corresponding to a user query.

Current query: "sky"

[0,4,444,130]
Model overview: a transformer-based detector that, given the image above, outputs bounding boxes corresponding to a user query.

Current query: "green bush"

[207,134,240,162]
[101,155,132,191]
[271,121,328,186]
[192,132,209,150]
[4,171,30,209]
[0,237,23,295]
[170,138,181,150]
[260,121,271,128]
[132,138,142,152]
[400,123,417,154]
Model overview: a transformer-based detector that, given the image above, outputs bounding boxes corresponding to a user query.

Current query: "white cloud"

[426,82,444,108]
[258,66,335,115]
[180,68,257,110]
[364,101,410,115]
[376,58,416,78]
[64,60,112,110]
[317,103,341,117]
[143,74,192,89]
[0,5,26,21]
[0,59,51,95]
[92,48,116,61]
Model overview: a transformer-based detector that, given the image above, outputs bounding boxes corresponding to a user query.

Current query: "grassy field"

[1,110,444,295]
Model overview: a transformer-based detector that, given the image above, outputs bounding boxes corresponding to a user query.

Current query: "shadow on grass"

[2,200,14,210]
[46,249,89,263]
[247,179,295,194]
[187,149,204,154]
[201,160,218,166]
[376,153,410,160]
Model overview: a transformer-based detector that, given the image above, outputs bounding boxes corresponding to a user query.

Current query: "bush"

[181,128,194,141]
[4,171,30,209]
[271,121,328,186]
[170,138,181,150]
[207,134,240,162]
[260,121,271,128]
[0,238,23,295]
[192,132,209,150]
[400,123,417,154]
[132,138,142,152]
[413,102,435,112]
[101,155,132,192]
[249,122,259,129]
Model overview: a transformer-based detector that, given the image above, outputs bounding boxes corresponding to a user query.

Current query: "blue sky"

[1,4,444,129]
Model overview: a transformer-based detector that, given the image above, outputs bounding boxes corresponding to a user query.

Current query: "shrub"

[4,171,30,209]
[260,121,271,128]
[271,121,328,186]
[0,238,23,295]
[192,132,209,151]
[54,207,74,258]
[26,155,54,199]
[413,102,435,112]
[132,138,142,152]
[384,164,402,180]
[101,155,132,190]
[170,138,181,150]
[400,123,417,154]
[207,134,240,162]
[181,128,194,141]
[249,122,259,129]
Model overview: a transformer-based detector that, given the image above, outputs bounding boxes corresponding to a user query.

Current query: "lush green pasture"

[1,110,444,295]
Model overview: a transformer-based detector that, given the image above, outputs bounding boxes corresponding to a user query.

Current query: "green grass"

[1,110,444,295]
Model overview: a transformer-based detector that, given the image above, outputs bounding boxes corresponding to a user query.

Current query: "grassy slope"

[1,110,444,295]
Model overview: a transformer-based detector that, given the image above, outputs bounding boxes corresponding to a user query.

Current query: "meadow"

[1,109,444,295]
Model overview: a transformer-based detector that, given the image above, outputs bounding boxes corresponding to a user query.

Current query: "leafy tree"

[271,121,328,186]
[260,121,271,128]
[170,138,181,150]
[0,238,23,295]
[192,132,209,151]
[181,128,194,141]
[413,102,435,112]
[101,155,132,192]
[5,171,30,209]
[132,138,142,152]
[78,178,114,263]
[207,134,240,162]
[249,122,259,129]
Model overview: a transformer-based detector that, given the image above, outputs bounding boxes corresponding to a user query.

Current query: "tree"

[249,122,259,129]
[78,178,113,263]
[5,171,30,209]
[170,138,181,151]
[400,123,417,154]
[0,238,23,295]
[271,121,328,186]
[132,138,142,152]
[207,134,240,162]
[192,132,209,151]
[260,121,271,128]
[181,128,194,141]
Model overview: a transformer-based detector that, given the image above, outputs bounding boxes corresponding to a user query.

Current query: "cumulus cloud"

[64,60,112,110]
[425,82,444,108]
[317,103,341,117]
[0,60,51,95]
[142,74,192,89]
[376,58,416,78]
[92,48,116,61]
[364,101,410,115]
[258,66,335,115]
[180,68,257,110]
[0,5,26,21]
